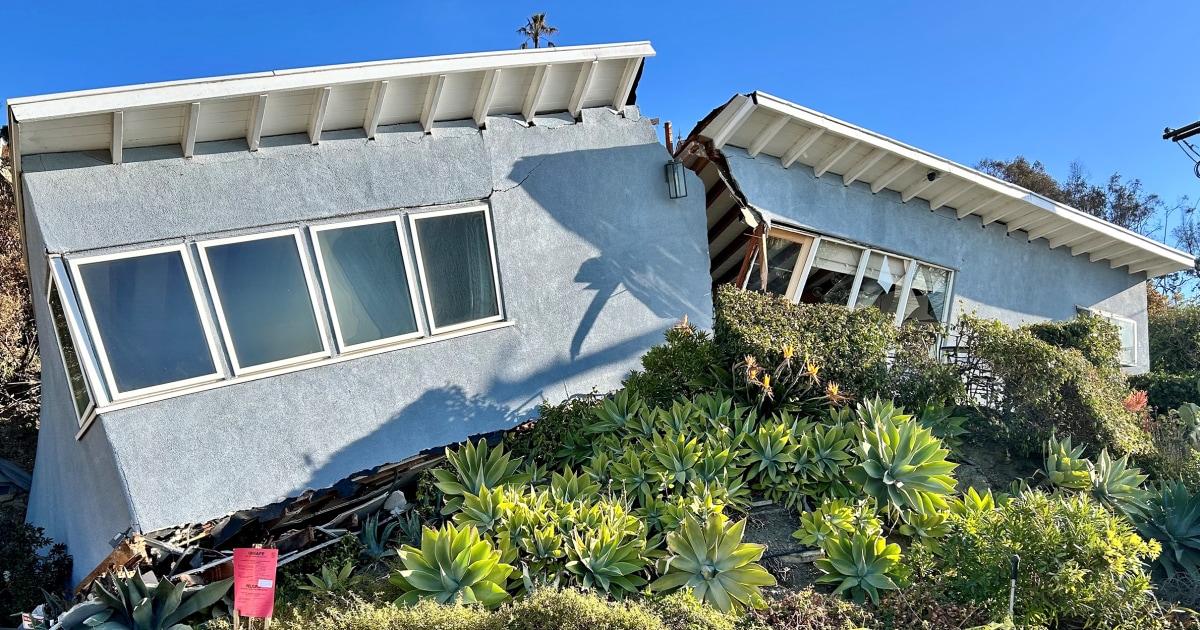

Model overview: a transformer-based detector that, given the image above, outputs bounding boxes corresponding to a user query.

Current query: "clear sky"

[5,1,1199,240]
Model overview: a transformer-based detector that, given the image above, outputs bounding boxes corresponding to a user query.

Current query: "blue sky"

[5,1,1200,240]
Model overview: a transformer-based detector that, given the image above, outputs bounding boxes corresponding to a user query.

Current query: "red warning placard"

[233,548,278,619]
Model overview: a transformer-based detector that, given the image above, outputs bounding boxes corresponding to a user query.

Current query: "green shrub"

[957,313,1150,458]
[624,325,719,409]
[915,489,1160,628]
[1149,302,1200,374]
[1129,371,1200,413]
[0,502,72,619]
[642,591,738,630]
[1027,313,1123,374]
[505,393,603,468]
[889,324,966,409]
[713,285,896,401]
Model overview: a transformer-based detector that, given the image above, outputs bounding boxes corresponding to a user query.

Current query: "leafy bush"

[1129,371,1200,414]
[713,285,897,401]
[0,503,71,619]
[505,393,603,469]
[916,489,1161,628]
[275,534,362,604]
[741,588,874,629]
[1026,313,1123,373]
[1149,302,1200,375]
[624,325,719,409]
[956,313,1150,458]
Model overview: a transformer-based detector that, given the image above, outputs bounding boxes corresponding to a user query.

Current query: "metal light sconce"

[665,158,688,199]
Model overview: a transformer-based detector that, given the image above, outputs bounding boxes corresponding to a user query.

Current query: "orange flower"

[1123,390,1148,414]
[745,355,758,368]
[673,314,692,332]
[762,375,771,389]
[805,362,821,382]
[748,367,760,381]
[825,382,851,404]
[782,345,795,360]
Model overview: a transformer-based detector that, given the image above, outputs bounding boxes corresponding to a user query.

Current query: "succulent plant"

[792,498,856,547]
[432,439,526,515]
[948,487,1003,518]
[454,485,513,532]
[916,404,969,451]
[1088,448,1152,519]
[1043,434,1091,490]
[1134,481,1200,576]
[589,389,647,435]
[564,526,648,599]
[651,514,775,612]
[744,419,798,486]
[299,560,363,596]
[898,494,951,541]
[1178,403,1200,447]
[390,522,514,608]
[815,532,902,605]
[550,466,601,503]
[86,572,232,630]
[846,415,956,515]
[647,430,702,489]
[358,512,399,566]
[612,448,663,505]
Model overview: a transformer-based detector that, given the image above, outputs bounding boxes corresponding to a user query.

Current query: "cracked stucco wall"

[22,107,712,583]
[720,145,1151,372]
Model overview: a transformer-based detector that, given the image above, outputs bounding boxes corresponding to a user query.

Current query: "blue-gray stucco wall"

[720,146,1150,371]
[21,108,712,583]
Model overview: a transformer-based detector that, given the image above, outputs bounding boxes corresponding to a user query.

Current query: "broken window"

[71,247,221,397]
[744,231,814,296]
[901,264,952,325]
[199,231,329,374]
[312,219,422,351]
[410,207,503,334]
[799,240,863,306]
[47,276,93,422]
[853,252,909,316]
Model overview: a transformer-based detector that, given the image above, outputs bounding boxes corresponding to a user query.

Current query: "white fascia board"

[9,42,656,123]
[699,90,1195,275]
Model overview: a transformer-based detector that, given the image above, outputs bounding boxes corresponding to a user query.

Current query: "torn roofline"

[686,91,1196,278]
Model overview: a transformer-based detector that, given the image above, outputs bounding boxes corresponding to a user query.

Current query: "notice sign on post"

[233,548,279,620]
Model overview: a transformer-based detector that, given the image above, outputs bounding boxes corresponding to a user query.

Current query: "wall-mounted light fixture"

[666,158,688,199]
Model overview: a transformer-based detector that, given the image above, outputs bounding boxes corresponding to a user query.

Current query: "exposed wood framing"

[781,128,824,169]
[308,87,331,145]
[712,229,752,273]
[747,115,789,158]
[842,148,887,187]
[734,224,764,288]
[181,102,200,158]
[474,69,501,128]
[900,173,939,203]
[1026,221,1069,242]
[612,57,642,111]
[110,111,123,165]
[708,207,742,244]
[927,182,971,211]
[956,194,1002,219]
[1048,228,1095,249]
[1070,234,1114,257]
[1090,242,1139,264]
[813,139,858,178]
[568,61,597,118]
[363,80,389,139]
[421,75,446,133]
[1111,250,1157,270]
[711,99,756,150]
[1006,212,1052,235]
[247,94,267,151]
[978,199,1025,226]
[870,159,912,194]
[521,66,550,124]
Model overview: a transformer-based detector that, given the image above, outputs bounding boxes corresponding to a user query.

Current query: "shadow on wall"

[295,143,710,496]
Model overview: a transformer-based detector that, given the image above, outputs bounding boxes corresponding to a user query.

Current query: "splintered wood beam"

[841,148,887,187]
[781,127,824,169]
[900,173,940,203]
[420,75,446,133]
[247,94,267,151]
[568,61,597,118]
[521,66,550,124]
[110,111,123,165]
[711,98,756,150]
[870,159,911,194]
[957,194,1002,219]
[612,57,642,111]
[308,87,331,145]
[747,115,788,158]
[927,182,971,211]
[364,80,389,139]
[181,102,200,158]
[813,139,858,178]
[474,69,501,128]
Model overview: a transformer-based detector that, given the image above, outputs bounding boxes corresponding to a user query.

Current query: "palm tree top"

[518,13,559,49]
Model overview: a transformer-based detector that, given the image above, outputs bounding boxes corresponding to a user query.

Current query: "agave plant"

[454,485,514,532]
[651,514,775,612]
[612,448,662,505]
[1134,481,1200,576]
[432,439,526,515]
[1178,403,1200,447]
[647,430,702,489]
[390,522,514,608]
[564,526,648,598]
[897,494,951,541]
[1088,448,1152,519]
[86,572,233,630]
[855,397,910,427]
[948,487,1003,518]
[846,415,956,515]
[358,512,399,567]
[792,498,856,547]
[916,404,969,451]
[815,532,902,605]
[589,389,647,435]
[550,466,602,503]
[299,560,363,596]
[744,419,798,486]
[1043,434,1091,490]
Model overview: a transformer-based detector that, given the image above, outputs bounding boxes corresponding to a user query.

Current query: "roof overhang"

[689,92,1195,279]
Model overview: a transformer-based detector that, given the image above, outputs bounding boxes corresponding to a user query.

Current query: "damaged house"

[680,92,1196,370]
[5,42,712,582]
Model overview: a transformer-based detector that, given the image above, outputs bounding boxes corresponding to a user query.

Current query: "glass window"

[853,252,909,316]
[901,264,951,325]
[73,248,219,395]
[1080,308,1137,367]
[798,240,862,306]
[313,220,420,349]
[411,208,502,332]
[47,280,92,421]
[745,234,811,296]
[201,233,327,372]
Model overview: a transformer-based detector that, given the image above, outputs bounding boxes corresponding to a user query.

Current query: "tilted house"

[680,92,1197,370]
[6,43,713,581]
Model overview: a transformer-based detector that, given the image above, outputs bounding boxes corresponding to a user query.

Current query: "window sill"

[75,319,516,440]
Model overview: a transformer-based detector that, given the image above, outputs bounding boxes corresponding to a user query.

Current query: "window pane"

[316,222,419,347]
[48,282,91,419]
[414,211,500,329]
[205,235,324,369]
[854,252,908,315]
[77,251,216,392]
[1109,317,1136,366]
[799,241,861,306]
[902,265,951,325]
[746,236,803,296]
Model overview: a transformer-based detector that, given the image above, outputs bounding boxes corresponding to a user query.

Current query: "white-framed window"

[1079,306,1138,367]
[739,228,954,327]
[409,205,504,335]
[310,217,424,352]
[46,258,104,425]
[68,245,224,400]
[197,229,331,375]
